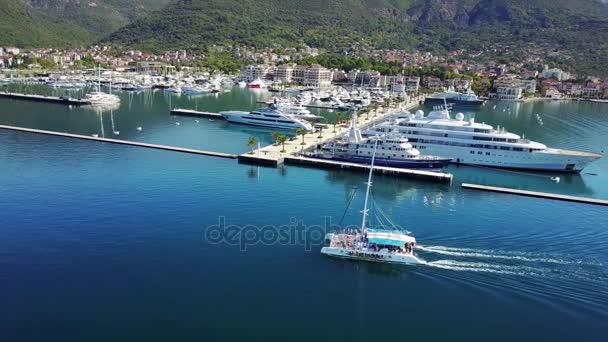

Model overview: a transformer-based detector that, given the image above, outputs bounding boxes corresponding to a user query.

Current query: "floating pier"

[255,101,345,111]
[0,125,237,159]
[461,183,608,206]
[170,108,224,119]
[0,91,90,106]
[285,156,452,183]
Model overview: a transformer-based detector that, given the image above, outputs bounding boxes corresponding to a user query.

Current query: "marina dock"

[237,95,452,182]
[170,108,224,119]
[461,183,608,206]
[285,156,452,183]
[0,91,91,106]
[0,125,237,159]
[255,101,346,111]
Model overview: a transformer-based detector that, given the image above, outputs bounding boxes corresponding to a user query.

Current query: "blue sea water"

[0,87,607,341]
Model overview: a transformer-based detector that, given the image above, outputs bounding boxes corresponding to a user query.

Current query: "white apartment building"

[405,77,420,93]
[275,63,295,83]
[240,65,270,82]
[304,64,333,88]
[541,67,570,81]
[290,64,332,88]
[494,86,523,100]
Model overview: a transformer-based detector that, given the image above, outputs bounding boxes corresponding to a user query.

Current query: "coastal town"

[2,0,608,339]
[1,44,608,101]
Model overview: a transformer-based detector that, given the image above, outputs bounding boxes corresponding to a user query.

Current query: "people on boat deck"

[332,233,417,255]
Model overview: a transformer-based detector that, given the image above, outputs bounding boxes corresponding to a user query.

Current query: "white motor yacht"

[364,104,601,172]
[220,105,314,131]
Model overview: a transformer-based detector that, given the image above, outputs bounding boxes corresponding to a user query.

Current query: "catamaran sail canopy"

[367,229,416,247]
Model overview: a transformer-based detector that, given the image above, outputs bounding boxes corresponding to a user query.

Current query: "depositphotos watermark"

[204,216,358,251]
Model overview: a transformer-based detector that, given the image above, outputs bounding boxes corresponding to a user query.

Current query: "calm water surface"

[1,86,607,341]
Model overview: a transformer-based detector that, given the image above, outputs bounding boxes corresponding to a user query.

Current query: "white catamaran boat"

[321,140,426,266]
[364,104,601,172]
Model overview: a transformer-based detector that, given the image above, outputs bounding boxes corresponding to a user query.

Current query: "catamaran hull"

[321,247,425,265]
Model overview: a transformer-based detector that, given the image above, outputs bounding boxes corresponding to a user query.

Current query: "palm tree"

[247,136,257,154]
[277,134,288,153]
[331,119,338,133]
[271,131,280,146]
[295,128,307,145]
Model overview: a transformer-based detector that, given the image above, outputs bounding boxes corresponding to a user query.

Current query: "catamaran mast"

[361,139,378,230]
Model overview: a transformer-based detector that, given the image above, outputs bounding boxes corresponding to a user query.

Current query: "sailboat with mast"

[321,140,426,265]
[83,65,121,105]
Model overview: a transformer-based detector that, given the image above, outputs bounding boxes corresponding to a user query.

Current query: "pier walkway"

[241,96,427,164]
[462,183,608,206]
[0,125,237,159]
[285,156,452,183]
[0,91,90,106]
[255,101,350,111]
[170,108,223,119]
[237,95,453,182]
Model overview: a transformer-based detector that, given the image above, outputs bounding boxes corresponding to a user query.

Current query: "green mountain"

[0,0,170,47]
[104,0,608,74]
[107,0,416,51]
[0,0,92,47]
[2,0,607,74]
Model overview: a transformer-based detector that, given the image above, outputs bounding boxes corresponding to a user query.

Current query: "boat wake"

[416,245,600,266]
[424,259,540,275]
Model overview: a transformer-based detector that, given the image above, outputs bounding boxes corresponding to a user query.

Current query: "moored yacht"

[220,105,314,131]
[83,91,120,105]
[247,79,266,89]
[84,65,120,105]
[312,112,450,169]
[275,103,323,121]
[364,105,601,172]
[425,87,485,106]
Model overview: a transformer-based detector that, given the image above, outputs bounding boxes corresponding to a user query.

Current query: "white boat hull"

[321,247,425,265]
[220,111,313,131]
[414,143,597,172]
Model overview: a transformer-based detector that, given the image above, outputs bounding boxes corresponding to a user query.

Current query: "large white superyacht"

[363,105,601,172]
[220,105,314,131]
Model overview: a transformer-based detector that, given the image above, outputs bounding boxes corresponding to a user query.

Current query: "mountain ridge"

[1,0,607,75]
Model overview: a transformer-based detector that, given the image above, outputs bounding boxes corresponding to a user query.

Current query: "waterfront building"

[541,66,571,81]
[332,70,348,82]
[492,75,535,99]
[275,63,295,83]
[521,80,537,94]
[290,64,333,88]
[405,77,420,93]
[423,76,443,91]
[494,86,523,100]
[444,79,472,92]
[544,87,562,98]
[240,65,270,83]
[581,82,602,98]
[292,65,307,85]
[304,64,333,88]
[348,70,382,87]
